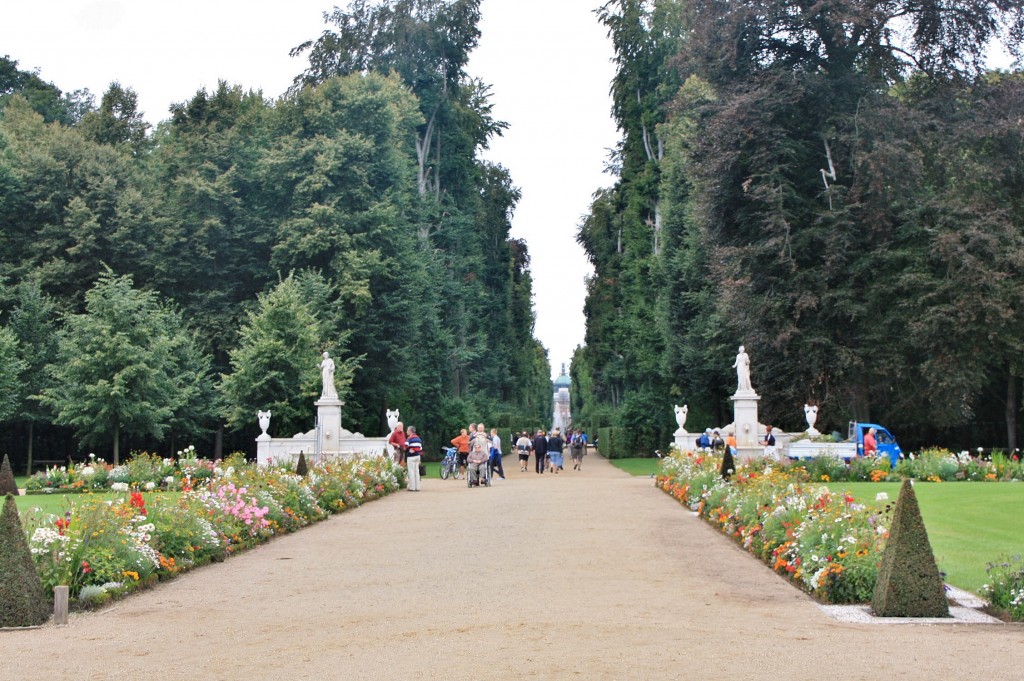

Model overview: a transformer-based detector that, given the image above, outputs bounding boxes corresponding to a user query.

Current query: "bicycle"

[439,446,460,480]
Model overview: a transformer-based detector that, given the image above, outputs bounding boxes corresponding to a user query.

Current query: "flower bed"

[24,447,216,494]
[20,453,406,608]
[783,448,1023,483]
[657,450,892,604]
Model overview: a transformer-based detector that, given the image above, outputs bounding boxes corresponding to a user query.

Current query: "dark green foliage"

[0,494,51,627]
[0,17,551,462]
[720,448,734,481]
[0,453,18,495]
[577,0,1024,449]
[871,480,949,617]
[295,451,308,478]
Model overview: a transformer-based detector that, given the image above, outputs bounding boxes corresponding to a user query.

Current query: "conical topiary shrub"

[720,448,735,481]
[295,452,308,477]
[0,494,51,627]
[0,453,18,496]
[871,479,949,617]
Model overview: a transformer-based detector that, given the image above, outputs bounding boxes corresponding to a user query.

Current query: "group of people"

[694,425,779,457]
[387,421,424,491]
[389,421,591,491]
[696,427,739,456]
[505,428,587,474]
[449,423,507,487]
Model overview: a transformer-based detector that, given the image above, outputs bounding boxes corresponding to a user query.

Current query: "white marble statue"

[733,345,752,393]
[674,404,689,435]
[319,351,337,399]
[257,410,271,436]
[804,404,820,437]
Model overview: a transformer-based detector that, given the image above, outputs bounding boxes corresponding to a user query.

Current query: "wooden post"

[53,585,69,625]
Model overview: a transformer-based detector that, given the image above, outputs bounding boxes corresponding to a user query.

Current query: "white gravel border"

[819,585,1004,624]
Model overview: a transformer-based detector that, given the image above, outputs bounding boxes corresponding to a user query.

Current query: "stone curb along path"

[6,454,1024,681]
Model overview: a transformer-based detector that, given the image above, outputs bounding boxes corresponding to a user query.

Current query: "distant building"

[552,364,571,434]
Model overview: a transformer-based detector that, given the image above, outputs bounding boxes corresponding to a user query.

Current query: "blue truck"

[785,422,903,467]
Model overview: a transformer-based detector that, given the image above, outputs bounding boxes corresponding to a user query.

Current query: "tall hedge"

[597,427,636,459]
[0,453,18,496]
[871,480,949,617]
[0,494,51,627]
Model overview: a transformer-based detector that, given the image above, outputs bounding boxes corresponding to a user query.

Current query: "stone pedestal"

[731,389,761,460]
[674,433,698,452]
[316,397,344,456]
[256,433,273,466]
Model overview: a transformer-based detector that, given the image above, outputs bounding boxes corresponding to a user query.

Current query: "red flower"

[129,491,147,516]
[81,560,92,574]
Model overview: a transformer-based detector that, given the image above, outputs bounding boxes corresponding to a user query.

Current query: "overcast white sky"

[1,0,617,380]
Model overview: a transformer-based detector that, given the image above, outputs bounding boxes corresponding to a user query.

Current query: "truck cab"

[850,422,903,468]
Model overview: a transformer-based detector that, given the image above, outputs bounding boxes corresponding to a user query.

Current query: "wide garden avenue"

[8,455,1022,680]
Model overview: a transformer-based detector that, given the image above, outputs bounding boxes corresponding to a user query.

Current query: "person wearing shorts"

[515,431,532,472]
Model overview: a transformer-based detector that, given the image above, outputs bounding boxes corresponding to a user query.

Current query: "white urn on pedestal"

[804,404,820,437]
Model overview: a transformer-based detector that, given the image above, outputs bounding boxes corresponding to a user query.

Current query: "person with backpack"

[570,429,585,470]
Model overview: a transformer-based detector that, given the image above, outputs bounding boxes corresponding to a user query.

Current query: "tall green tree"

[39,270,186,464]
[218,273,353,437]
[6,278,58,472]
[0,327,24,422]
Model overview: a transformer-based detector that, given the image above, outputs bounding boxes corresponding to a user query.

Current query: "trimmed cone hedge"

[0,453,19,496]
[1,494,51,627]
[719,448,735,481]
[871,480,949,617]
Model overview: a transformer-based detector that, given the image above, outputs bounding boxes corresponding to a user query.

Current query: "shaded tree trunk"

[214,423,223,460]
[1007,371,1018,452]
[25,421,34,476]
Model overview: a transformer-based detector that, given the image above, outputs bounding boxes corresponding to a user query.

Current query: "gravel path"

[7,454,1024,680]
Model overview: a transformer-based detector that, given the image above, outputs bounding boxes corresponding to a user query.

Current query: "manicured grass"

[839,482,1024,593]
[608,457,661,477]
[15,491,182,517]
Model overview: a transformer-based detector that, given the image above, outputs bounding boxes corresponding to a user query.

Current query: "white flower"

[875,492,888,501]
[111,482,129,492]
[145,481,156,491]
[81,466,95,476]
[164,476,175,484]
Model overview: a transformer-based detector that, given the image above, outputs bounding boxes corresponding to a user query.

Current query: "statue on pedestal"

[319,351,337,399]
[257,410,271,436]
[733,345,752,393]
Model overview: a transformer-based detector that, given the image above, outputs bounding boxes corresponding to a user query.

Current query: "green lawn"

[14,491,182,517]
[608,457,661,476]
[839,482,1024,593]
